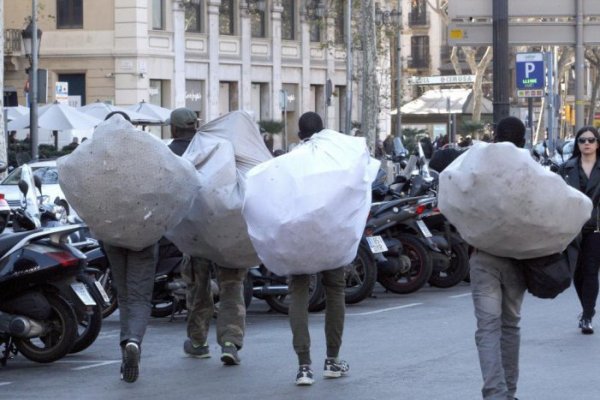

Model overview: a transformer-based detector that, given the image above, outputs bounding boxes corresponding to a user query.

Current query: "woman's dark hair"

[104,110,131,122]
[572,125,600,159]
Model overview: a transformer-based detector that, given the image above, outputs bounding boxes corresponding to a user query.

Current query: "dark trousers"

[574,231,600,320]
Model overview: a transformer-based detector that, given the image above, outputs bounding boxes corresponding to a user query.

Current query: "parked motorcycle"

[0,167,98,364]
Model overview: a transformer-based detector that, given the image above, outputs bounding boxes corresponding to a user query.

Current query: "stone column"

[299,4,311,114]
[113,0,149,106]
[324,11,336,128]
[172,0,186,108]
[240,1,252,112]
[271,0,283,118]
[207,0,221,121]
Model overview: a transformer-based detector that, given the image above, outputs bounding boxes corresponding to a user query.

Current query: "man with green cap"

[166,108,247,366]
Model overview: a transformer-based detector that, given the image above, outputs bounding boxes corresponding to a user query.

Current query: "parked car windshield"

[2,166,59,185]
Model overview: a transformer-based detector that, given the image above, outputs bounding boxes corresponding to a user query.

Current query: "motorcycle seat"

[0,229,44,258]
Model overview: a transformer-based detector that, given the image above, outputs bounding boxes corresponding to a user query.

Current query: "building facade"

[3,0,446,144]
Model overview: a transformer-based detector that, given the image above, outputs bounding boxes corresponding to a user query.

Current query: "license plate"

[94,280,111,304]
[416,220,433,238]
[366,235,388,253]
[71,282,96,306]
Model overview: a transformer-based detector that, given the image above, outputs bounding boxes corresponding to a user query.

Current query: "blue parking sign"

[516,53,545,97]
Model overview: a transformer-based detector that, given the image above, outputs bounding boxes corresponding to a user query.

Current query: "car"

[0,160,66,210]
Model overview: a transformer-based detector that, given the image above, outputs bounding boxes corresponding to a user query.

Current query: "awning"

[397,88,493,115]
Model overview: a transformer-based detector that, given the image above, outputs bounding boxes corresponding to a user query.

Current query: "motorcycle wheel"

[69,275,103,354]
[378,233,433,294]
[428,234,470,288]
[15,293,78,363]
[264,274,325,315]
[344,243,377,304]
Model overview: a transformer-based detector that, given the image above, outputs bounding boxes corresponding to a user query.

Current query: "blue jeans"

[470,250,526,400]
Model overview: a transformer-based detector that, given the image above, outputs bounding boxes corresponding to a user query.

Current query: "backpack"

[518,243,578,299]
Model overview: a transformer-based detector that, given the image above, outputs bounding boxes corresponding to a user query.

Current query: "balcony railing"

[4,29,22,54]
[408,12,429,27]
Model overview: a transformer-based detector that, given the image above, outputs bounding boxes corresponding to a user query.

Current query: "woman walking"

[559,126,600,334]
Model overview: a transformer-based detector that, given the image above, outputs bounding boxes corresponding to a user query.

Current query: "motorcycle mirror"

[18,179,29,196]
[33,175,43,195]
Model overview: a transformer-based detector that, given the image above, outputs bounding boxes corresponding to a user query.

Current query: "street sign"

[407,75,475,85]
[516,53,544,98]
[449,0,600,18]
[55,81,69,104]
[448,21,600,46]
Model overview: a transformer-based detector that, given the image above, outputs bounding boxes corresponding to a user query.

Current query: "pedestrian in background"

[470,116,527,400]
[558,125,600,334]
[289,112,349,386]
[166,108,248,365]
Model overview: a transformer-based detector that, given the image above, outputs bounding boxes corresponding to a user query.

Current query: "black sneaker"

[323,358,349,378]
[580,318,594,334]
[295,365,314,386]
[120,341,140,383]
[220,342,241,365]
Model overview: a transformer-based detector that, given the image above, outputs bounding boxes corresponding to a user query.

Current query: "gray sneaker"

[183,339,210,358]
[323,358,349,378]
[120,341,140,383]
[220,342,241,365]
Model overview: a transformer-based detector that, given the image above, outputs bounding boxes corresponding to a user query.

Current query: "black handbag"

[518,243,578,299]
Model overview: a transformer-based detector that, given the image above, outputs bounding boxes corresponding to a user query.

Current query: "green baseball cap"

[167,107,197,129]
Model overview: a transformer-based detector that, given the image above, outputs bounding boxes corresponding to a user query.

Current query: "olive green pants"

[183,257,247,349]
[288,266,346,365]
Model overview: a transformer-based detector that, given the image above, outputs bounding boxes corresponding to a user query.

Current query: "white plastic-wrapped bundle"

[242,129,380,276]
[57,115,200,251]
[166,111,272,268]
[438,142,592,259]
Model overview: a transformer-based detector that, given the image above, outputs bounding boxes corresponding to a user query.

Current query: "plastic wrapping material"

[438,142,592,259]
[242,129,380,275]
[57,115,200,251]
[166,111,272,268]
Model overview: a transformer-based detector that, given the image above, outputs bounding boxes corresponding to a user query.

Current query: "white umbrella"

[79,101,162,124]
[8,102,101,131]
[4,105,29,122]
[125,100,172,123]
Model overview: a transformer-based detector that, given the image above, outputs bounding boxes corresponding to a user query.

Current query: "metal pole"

[575,0,585,128]
[30,0,39,161]
[344,0,352,134]
[546,51,555,155]
[492,0,510,125]
[528,97,534,147]
[395,0,402,138]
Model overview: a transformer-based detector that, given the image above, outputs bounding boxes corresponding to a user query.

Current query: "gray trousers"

[104,243,157,345]
[288,266,346,366]
[184,257,247,349]
[470,250,526,400]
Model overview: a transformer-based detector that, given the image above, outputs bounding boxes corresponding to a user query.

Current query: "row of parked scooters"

[0,143,470,366]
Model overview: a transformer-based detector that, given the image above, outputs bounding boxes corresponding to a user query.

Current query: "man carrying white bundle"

[288,112,349,386]
[470,116,527,400]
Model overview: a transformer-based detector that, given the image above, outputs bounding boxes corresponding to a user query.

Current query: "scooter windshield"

[19,164,42,228]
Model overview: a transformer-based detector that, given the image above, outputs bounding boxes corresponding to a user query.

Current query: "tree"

[359,0,378,152]
[0,0,7,176]
[585,48,600,126]
[427,0,493,123]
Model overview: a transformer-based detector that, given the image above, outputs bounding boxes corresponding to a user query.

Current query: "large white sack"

[438,142,592,259]
[166,111,272,268]
[57,115,200,251]
[243,129,380,276]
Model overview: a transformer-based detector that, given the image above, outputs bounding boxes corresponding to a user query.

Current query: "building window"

[152,0,165,30]
[409,0,428,26]
[281,0,295,40]
[309,21,321,42]
[410,36,429,68]
[58,73,86,106]
[185,1,203,33]
[251,9,266,38]
[220,0,235,35]
[333,0,344,44]
[57,0,83,29]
